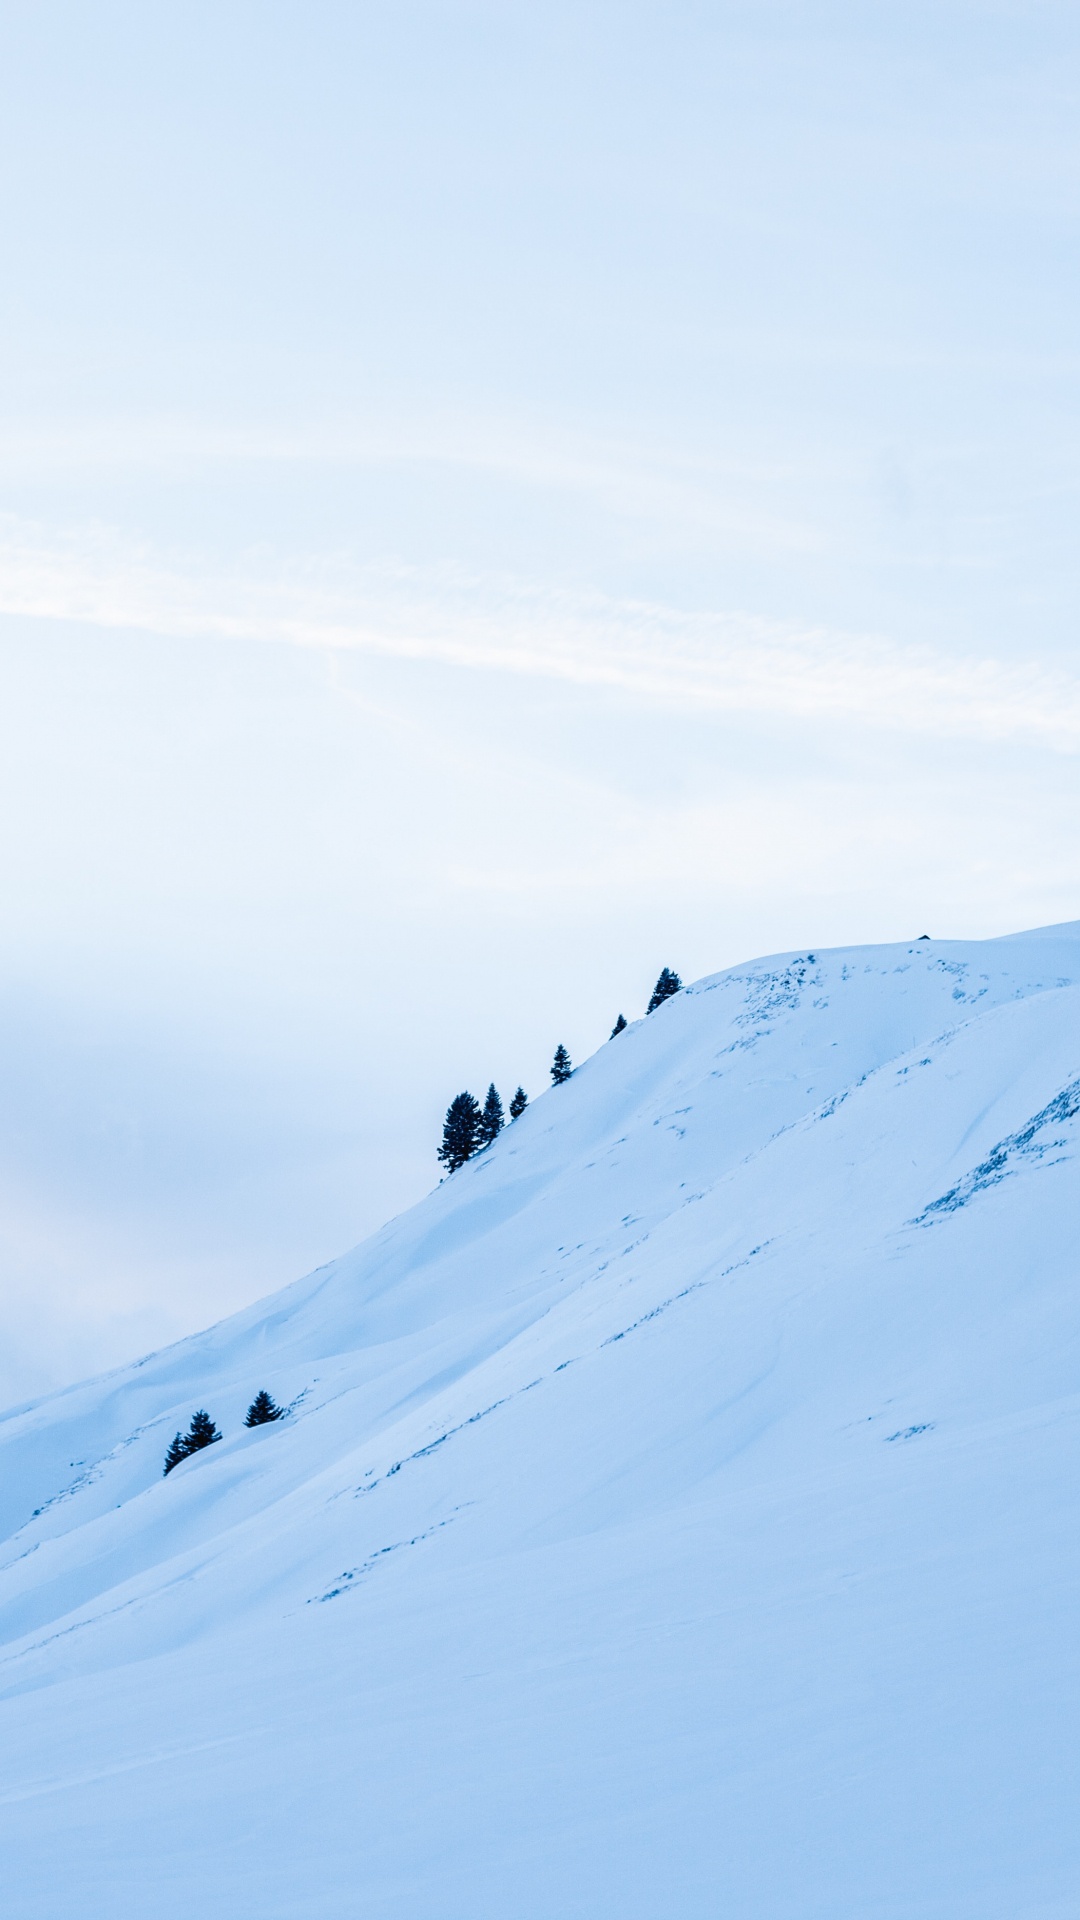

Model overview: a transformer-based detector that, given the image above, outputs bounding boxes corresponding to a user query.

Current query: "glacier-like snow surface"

[2,927,1079,1916]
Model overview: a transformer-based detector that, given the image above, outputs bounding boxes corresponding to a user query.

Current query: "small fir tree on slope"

[610,1013,627,1038]
[551,1045,572,1085]
[163,1408,221,1476]
[647,968,682,1013]
[478,1083,504,1147]
[245,1390,283,1427]
[509,1086,528,1120]
[438,1091,482,1172]
[185,1410,221,1452]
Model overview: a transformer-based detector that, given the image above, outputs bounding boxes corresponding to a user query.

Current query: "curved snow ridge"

[914,1072,1080,1222]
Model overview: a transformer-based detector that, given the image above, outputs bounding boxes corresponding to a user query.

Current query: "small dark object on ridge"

[163,1408,221,1475]
[478,1083,505,1147]
[647,968,682,1014]
[245,1390,283,1428]
[918,934,931,940]
[551,1044,572,1085]
[509,1086,528,1120]
[610,1014,627,1038]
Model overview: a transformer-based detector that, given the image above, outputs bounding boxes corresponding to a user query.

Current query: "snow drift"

[2,926,1080,1918]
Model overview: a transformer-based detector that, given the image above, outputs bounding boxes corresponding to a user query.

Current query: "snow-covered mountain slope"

[2,926,1080,1918]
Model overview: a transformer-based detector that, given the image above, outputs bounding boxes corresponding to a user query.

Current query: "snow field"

[1,926,1079,1915]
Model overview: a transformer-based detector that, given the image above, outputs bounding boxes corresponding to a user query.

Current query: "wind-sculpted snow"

[2,924,1080,1918]
[914,1073,1080,1221]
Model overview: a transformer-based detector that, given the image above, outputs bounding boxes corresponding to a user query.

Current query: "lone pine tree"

[438,1091,483,1172]
[647,967,682,1013]
[478,1083,504,1148]
[244,1390,283,1428]
[610,1013,627,1038]
[163,1408,221,1476]
[185,1410,221,1453]
[551,1044,572,1085]
[509,1086,528,1120]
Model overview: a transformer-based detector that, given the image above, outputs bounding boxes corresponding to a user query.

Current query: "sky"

[2,0,1079,1405]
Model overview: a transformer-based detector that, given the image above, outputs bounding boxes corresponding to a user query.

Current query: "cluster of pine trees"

[438,1079,526,1173]
[163,1390,284,1476]
[438,968,682,1173]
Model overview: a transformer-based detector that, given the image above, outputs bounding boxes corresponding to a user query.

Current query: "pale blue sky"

[2,1,1079,1401]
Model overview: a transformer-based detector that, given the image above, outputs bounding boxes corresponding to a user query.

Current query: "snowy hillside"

[2,926,1080,1918]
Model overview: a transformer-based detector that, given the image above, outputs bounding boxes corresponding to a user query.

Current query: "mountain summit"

[2,925,1080,1917]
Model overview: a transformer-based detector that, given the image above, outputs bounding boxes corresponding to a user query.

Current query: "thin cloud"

[1,513,1078,750]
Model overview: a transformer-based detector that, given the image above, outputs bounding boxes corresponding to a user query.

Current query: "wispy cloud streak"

[1,513,1077,750]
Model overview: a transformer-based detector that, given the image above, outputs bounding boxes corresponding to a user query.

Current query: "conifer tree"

[163,1431,189,1476]
[478,1083,504,1147]
[610,1013,627,1038]
[244,1390,283,1428]
[185,1409,221,1453]
[551,1044,572,1085]
[509,1086,528,1120]
[438,1091,482,1171]
[647,967,682,1013]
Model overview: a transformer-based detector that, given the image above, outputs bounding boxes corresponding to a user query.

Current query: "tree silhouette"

[244,1390,283,1428]
[185,1410,221,1453]
[163,1409,221,1475]
[438,1091,483,1171]
[647,968,682,1013]
[551,1044,572,1085]
[478,1083,505,1147]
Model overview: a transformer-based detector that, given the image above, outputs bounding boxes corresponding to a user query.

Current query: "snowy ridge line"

[0,1538,40,1579]
[13,1385,312,1544]
[339,1378,545,1503]
[601,1284,706,1345]
[913,1074,1080,1223]
[0,1417,172,1549]
[768,1002,1031,1140]
[732,956,822,1027]
[343,1240,774,1504]
[278,1386,310,1421]
[0,1550,209,1675]
[26,1420,164,1527]
[601,1242,772,1347]
[312,1512,465,1604]
[0,1725,258,1810]
[688,952,819,1012]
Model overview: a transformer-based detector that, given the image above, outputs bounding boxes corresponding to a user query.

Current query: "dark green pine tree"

[163,1431,189,1476]
[551,1044,572,1085]
[438,1091,483,1171]
[610,1013,627,1038]
[185,1409,221,1453]
[509,1086,528,1120]
[478,1082,504,1147]
[647,967,682,1013]
[244,1390,283,1428]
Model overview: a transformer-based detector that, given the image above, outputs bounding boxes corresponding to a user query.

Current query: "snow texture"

[2,924,1080,1917]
